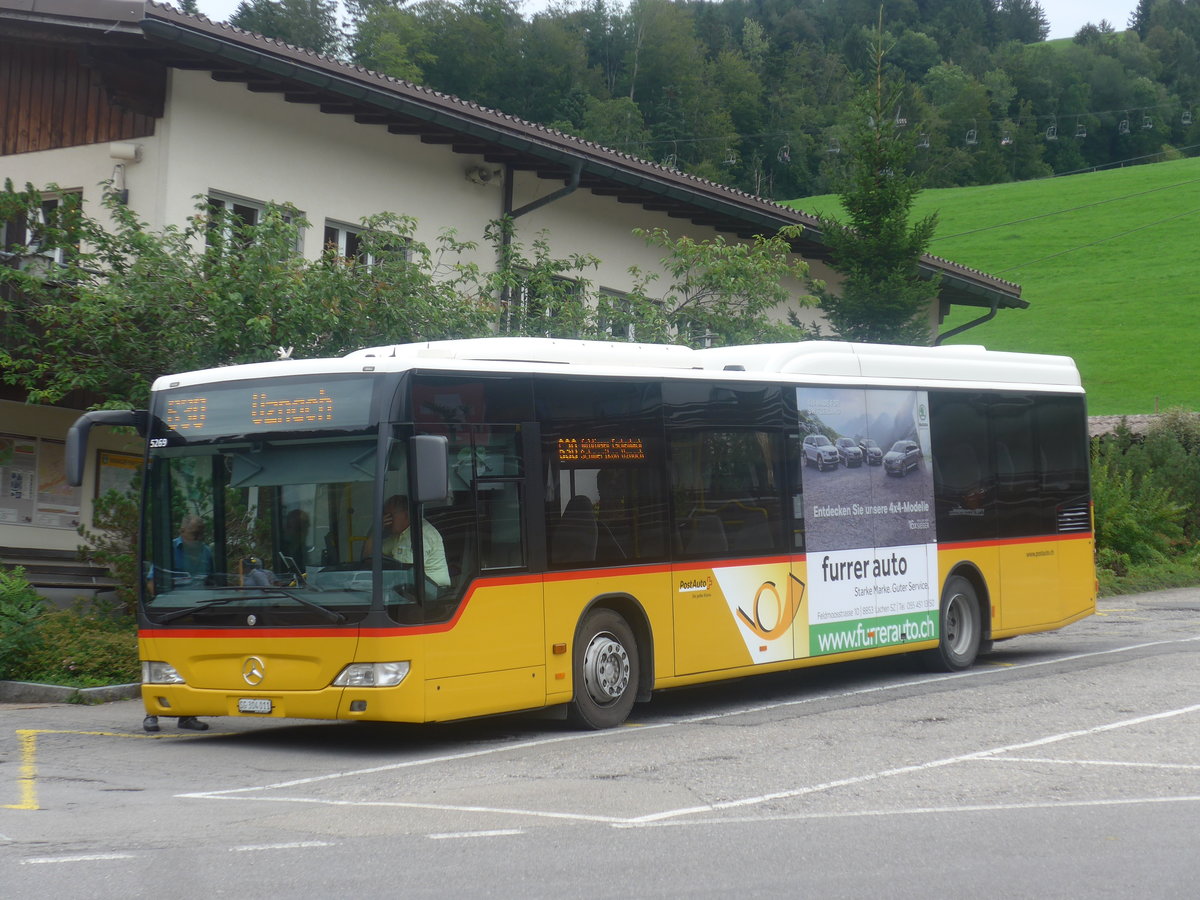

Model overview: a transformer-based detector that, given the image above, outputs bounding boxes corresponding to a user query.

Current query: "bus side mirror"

[66,409,147,486]
[410,434,449,504]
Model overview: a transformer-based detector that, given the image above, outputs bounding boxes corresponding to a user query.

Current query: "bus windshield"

[143,436,384,626]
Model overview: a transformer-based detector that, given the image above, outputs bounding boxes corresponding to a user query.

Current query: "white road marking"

[177,727,665,801]
[623,701,1200,825]
[193,794,628,824]
[181,635,1199,804]
[22,853,135,865]
[428,829,524,840]
[984,757,1200,771]
[618,794,1200,828]
[174,635,1200,829]
[231,841,334,852]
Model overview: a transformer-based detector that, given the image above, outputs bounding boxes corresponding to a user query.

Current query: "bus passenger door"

[409,422,545,719]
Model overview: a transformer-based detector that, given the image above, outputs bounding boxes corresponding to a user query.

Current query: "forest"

[207,0,1200,200]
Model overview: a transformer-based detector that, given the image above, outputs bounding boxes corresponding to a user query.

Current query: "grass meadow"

[792,156,1200,415]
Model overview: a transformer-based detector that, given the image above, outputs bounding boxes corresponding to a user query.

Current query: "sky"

[192,1,1138,43]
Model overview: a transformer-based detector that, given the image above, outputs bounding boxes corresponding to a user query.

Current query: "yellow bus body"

[140,532,1094,724]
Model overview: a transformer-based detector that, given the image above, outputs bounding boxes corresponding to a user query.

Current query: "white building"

[0,0,1024,581]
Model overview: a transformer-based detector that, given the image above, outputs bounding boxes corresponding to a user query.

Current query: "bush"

[1090,453,1184,566]
[0,567,48,680]
[1092,408,1200,593]
[19,608,139,687]
[78,486,141,616]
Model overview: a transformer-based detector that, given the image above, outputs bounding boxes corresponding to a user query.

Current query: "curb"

[0,680,141,703]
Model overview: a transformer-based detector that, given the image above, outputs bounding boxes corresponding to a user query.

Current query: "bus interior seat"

[684,512,728,555]
[728,507,771,552]
[425,505,476,595]
[551,495,598,564]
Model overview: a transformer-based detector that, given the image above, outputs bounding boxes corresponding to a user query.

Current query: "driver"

[378,494,450,590]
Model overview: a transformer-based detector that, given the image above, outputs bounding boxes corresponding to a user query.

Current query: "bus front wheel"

[568,609,639,729]
[922,575,982,672]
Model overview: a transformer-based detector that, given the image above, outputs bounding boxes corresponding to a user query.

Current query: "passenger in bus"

[172,515,214,583]
[373,494,451,591]
[154,514,213,731]
[280,508,311,573]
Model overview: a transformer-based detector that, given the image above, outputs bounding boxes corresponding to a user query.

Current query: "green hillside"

[792,157,1200,416]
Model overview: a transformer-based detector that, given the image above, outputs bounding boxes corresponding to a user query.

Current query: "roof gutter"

[935,293,1000,345]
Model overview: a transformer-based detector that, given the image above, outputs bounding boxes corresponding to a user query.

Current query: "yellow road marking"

[3,729,219,811]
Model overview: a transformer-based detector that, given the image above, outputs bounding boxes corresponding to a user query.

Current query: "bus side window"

[787,434,805,551]
[668,430,784,558]
[930,392,994,542]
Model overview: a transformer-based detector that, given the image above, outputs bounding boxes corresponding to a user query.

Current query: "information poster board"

[0,434,37,526]
[0,434,83,530]
[96,450,142,498]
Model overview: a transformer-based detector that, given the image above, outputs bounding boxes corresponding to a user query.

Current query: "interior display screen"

[152,375,375,439]
[557,436,646,464]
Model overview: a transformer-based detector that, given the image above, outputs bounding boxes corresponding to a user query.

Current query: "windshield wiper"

[155,595,247,624]
[153,588,345,624]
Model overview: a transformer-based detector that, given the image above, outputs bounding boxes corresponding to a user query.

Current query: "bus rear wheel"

[922,575,982,672]
[568,609,639,730]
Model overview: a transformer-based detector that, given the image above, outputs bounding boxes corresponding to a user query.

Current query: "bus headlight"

[142,661,186,684]
[332,662,411,687]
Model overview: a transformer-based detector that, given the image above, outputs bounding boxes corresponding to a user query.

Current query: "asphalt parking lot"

[4,588,1200,898]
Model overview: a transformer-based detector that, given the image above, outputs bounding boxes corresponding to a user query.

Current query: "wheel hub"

[582,632,630,704]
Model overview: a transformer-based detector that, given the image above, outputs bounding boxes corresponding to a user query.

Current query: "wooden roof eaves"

[136,17,825,223]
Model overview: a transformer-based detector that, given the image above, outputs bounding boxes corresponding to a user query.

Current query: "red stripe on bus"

[145,539,1088,640]
[939,533,1092,551]
[140,555,806,639]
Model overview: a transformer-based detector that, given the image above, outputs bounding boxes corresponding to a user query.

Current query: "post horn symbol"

[737,574,806,641]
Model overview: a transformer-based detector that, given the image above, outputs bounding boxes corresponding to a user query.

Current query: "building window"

[504,270,581,336]
[206,192,301,251]
[323,221,410,266]
[1,192,80,272]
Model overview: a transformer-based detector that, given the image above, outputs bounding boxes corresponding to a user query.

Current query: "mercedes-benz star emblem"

[242,656,265,686]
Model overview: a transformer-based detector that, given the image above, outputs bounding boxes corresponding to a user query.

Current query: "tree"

[229,0,341,55]
[625,227,814,346]
[348,3,434,83]
[0,181,815,410]
[0,183,494,407]
[994,0,1050,45]
[811,20,941,345]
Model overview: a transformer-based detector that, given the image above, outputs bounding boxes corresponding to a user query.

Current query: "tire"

[568,609,639,730]
[921,575,982,672]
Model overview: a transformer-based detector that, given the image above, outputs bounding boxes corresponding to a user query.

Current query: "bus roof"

[152,338,1081,392]
[347,338,1083,390]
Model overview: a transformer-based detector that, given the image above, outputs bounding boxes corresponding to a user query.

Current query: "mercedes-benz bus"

[67,338,1095,730]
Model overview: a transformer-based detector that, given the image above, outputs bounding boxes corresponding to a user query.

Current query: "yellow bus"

[67,338,1095,730]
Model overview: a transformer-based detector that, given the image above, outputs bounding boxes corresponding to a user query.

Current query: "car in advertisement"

[802,434,839,471]
[857,438,883,465]
[834,437,864,467]
[883,440,923,476]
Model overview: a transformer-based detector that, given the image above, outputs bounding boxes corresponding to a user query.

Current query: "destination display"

[557,436,646,464]
[153,376,375,439]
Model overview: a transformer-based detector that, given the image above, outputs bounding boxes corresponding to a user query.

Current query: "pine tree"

[811,16,940,345]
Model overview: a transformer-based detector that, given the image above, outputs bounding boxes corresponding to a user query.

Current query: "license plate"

[238,698,273,714]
